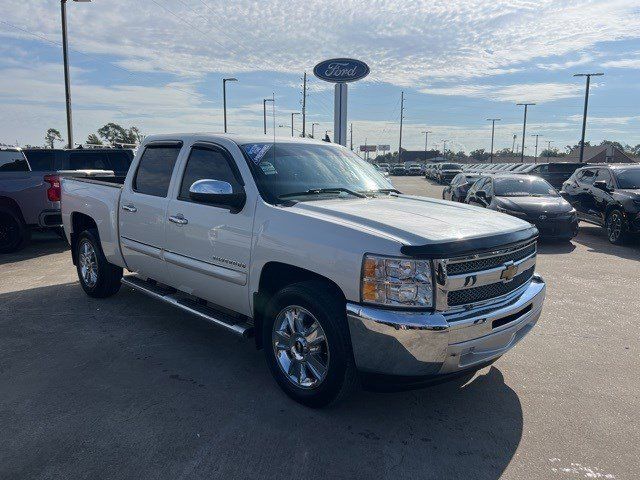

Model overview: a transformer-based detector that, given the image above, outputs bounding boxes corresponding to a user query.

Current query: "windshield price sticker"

[243,143,272,164]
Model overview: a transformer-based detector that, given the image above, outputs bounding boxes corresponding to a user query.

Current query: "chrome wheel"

[272,306,329,389]
[78,240,98,288]
[607,211,623,243]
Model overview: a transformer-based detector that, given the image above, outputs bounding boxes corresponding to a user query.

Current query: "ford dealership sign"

[313,58,370,83]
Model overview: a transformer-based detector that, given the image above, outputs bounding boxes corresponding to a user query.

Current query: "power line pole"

[486,118,501,163]
[516,103,535,162]
[301,72,307,137]
[350,123,353,150]
[421,130,432,162]
[545,140,553,163]
[574,72,604,163]
[263,98,273,135]
[531,134,541,161]
[222,77,238,133]
[398,91,404,163]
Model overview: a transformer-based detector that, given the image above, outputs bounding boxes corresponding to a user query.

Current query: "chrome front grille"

[447,266,535,307]
[434,240,537,311]
[446,242,536,276]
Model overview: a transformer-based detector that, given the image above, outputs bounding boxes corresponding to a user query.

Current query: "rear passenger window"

[179,146,241,201]
[577,169,596,184]
[133,144,182,197]
[0,151,29,171]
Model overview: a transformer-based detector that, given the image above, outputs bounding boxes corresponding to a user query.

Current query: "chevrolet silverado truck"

[61,134,545,407]
[0,146,115,253]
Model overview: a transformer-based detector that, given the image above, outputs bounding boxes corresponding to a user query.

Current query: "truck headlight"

[361,255,433,308]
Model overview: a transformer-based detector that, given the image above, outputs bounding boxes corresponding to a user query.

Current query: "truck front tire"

[0,206,29,254]
[262,281,357,408]
[76,229,122,298]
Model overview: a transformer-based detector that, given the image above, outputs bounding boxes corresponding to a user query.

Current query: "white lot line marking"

[548,458,616,479]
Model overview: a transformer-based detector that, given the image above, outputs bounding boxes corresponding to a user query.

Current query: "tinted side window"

[549,163,580,173]
[64,151,109,170]
[594,169,613,186]
[23,150,55,171]
[107,151,133,172]
[0,151,29,171]
[133,145,182,197]
[179,147,241,201]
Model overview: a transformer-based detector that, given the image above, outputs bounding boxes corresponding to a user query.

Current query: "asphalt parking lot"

[1,176,639,480]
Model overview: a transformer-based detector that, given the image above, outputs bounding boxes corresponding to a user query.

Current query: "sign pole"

[334,83,348,146]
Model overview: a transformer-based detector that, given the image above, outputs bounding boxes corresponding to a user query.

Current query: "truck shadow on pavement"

[0,281,523,480]
[572,224,639,260]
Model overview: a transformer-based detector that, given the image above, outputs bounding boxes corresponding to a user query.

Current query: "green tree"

[470,148,490,162]
[86,133,103,145]
[97,123,143,145]
[44,128,63,148]
[540,148,560,157]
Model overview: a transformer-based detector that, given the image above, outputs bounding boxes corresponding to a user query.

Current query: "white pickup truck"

[61,133,545,407]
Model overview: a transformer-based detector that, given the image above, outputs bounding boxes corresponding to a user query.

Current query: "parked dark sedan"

[561,164,640,244]
[442,173,481,202]
[466,174,579,241]
[518,162,582,189]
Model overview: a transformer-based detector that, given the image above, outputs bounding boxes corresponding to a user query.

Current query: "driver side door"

[163,142,253,314]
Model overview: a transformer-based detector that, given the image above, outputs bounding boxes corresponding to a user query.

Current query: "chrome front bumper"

[346,275,545,377]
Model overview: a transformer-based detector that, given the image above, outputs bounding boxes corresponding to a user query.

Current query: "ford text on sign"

[313,58,370,83]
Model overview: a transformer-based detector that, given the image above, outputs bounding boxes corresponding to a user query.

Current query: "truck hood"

[290,194,532,247]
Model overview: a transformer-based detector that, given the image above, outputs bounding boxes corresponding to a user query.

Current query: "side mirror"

[189,179,246,211]
[593,180,611,193]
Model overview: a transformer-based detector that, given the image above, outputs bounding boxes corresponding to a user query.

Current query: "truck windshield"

[241,142,392,202]
[494,177,558,197]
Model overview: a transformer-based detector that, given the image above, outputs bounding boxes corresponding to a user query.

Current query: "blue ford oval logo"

[313,58,370,83]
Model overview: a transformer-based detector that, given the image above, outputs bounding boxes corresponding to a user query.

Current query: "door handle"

[169,214,188,225]
[122,204,137,212]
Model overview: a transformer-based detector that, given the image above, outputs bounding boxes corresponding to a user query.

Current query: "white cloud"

[420,82,583,103]
[602,58,640,69]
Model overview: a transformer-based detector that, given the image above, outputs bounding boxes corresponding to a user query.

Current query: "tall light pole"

[512,134,517,154]
[441,139,448,160]
[486,118,501,163]
[61,0,91,149]
[311,122,320,139]
[531,134,541,161]
[545,140,553,162]
[516,103,535,162]
[262,98,274,135]
[291,112,300,137]
[421,131,432,162]
[398,91,405,163]
[574,72,604,163]
[222,77,237,133]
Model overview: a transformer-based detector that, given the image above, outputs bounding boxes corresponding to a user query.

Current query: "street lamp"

[574,72,604,162]
[61,0,91,149]
[516,103,535,162]
[486,118,501,163]
[262,98,274,135]
[441,139,448,160]
[421,131,432,162]
[530,133,542,162]
[222,77,238,133]
[311,122,320,139]
[291,112,300,137]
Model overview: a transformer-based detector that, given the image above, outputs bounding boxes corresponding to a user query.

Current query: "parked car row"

[424,163,463,184]
[441,164,640,244]
[0,146,134,253]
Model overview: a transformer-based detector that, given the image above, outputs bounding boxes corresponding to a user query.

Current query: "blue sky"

[1,0,639,155]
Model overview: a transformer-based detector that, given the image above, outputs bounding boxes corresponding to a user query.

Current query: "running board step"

[121,276,253,338]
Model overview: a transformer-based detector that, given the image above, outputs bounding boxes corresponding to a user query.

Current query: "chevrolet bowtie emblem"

[500,262,519,281]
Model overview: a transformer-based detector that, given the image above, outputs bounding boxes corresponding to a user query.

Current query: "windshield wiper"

[278,188,366,200]
[362,188,401,195]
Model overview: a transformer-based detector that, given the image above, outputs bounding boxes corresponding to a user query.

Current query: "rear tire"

[262,281,358,408]
[605,209,627,245]
[76,228,122,298]
[0,207,29,254]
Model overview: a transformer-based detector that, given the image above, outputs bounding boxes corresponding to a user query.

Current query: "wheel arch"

[252,262,346,349]
[0,196,26,224]
[70,212,98,265]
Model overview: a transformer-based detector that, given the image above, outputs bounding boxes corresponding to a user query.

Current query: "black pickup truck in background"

[23,148,133,182]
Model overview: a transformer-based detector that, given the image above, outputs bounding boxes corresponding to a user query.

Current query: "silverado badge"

[500,262,519,282]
